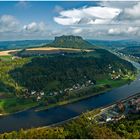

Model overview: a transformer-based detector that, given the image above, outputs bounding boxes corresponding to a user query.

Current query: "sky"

[0,1,140,41]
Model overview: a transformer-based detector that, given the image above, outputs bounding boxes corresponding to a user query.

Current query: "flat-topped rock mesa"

[48,35,96,49]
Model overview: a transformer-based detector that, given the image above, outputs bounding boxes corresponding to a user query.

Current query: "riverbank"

[100,92,140,113]
[47,92,140,128]
[0,91,139,139]
[35,78,132,112]
[0,67,139,133]
[35,65,138,112]
[0,78,133,116]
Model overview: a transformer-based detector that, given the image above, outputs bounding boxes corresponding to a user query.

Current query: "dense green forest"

[0,109,139,139]
[109,115,140,139]
[0,36,137,114]
[0,56,37,114]
[11,49,135,92]
[8,49,136,109]
[0,56,30,94]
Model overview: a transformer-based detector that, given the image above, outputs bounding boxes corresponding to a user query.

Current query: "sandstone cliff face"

[54,35,83,43]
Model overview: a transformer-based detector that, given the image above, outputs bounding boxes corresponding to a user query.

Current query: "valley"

[0,36,136,115]
[1,1,140,138]
[0,36,139,138]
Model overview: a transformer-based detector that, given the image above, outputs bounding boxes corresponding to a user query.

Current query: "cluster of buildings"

[108,64,122,80]
[120,52,139,59]
[97,94,140,123]
[128,97,140,114]
[100,110,125,123]
[115,95,140,114]
[110,72,121,80]
[64,80,95,92]
[45,79,95,96]
[46,79,95,96]
[24,89,45,101]
[23,79,96,101]
[113,51,140,61]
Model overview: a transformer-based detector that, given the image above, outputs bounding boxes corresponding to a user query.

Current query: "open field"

[0,97,37,114]
[18,47,94,56]
[0,47,93,57]
[27,47,93,52]
[0,49,21,56]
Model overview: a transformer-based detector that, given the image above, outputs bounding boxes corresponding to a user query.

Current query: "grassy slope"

[0,56,32,114]
[0,98,37,114]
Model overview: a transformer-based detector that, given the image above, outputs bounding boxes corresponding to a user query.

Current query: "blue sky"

[0,1,140,41]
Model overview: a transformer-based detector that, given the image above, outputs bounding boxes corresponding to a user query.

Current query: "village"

[23,79,96,101]
[94,93,140,123]
[22,64,132,103]
[112,50,140,62]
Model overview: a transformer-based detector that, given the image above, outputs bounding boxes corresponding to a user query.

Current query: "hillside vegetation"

[11,49,135,92]
[9,48,136,112]
[0,35,137,114]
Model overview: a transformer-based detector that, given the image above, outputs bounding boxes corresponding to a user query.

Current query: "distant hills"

[1,37,140,51]
[47,35,96,49]
[0,40,52,51]
[16,35,97,56]
[88,39,140,48]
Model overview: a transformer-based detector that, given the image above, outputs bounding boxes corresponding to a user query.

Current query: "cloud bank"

[0,15,19,32]
[54,6,121,25]
[1,1,140,40]
[53,1,140,39]
[23,22,47,33]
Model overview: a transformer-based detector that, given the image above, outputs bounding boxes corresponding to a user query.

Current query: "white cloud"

[108,26,139,36]
[115,2,140,24]
[99,1,137,9]
[54,2,140,27]
[53,2,140,40]
[1,2,140,41]
[0,15,49,40]
[0,15,19,32]
[23,22,47,33]
[54,17,80,26]
[124,2,140,19]
[54,6,121,25]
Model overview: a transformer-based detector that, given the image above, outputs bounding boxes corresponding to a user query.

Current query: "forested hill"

[11,35,136,95]
[0,35,137,115]
[47,35,96,49]
[10,49,136,93]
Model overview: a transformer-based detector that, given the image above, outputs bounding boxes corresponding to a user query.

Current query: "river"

[0,60,140,133]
